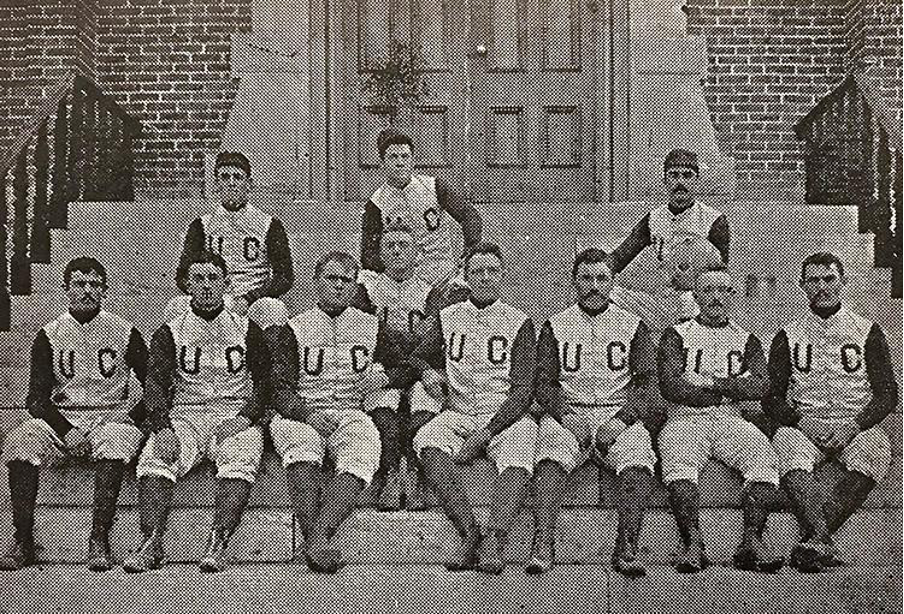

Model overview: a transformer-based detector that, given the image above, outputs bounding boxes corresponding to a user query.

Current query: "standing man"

[124,251,272,573]
[1,257,147,572]
[767,253,896,573]
[608,149,730,328]
[405,242,538,574]
[530,248,658,577]
[360,129,483,288]
[657,265,784,573]
[169,151,294,329]
[356,222,466,510]
[267,252,394,573]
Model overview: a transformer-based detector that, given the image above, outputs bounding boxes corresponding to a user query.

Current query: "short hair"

[214,151,251,178]
[663,148,699,175]
[314,251,359,279]
[800,252,845,280]
[694,262,730,285]
[377,128,414,159]
[572,248,610,279]
[64,257,107,287]
[464,241,504,267]
[381,220,415,237]
[179,250,228,281]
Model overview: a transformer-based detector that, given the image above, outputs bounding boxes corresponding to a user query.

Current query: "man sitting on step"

[356,221,467,511]
[267,251,397,573]
[530,248,659,577]
[403,242,538,574]
[766,252,897,573]
[657,264,784,574]
[167,151,294,330]
[123,250,272,573]
[1,257,148,572]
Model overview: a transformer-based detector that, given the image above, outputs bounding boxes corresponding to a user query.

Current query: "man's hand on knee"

[153,427,181,465]
[421,369,446,400]
[358,370,390,397]
[216,416,253,445]
[64,427,90,456]
[595,418,628,457]
[455,428,492,464]
[798,415,832,446]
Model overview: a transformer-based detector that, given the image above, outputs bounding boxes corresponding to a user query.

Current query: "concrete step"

[0,565,899,614]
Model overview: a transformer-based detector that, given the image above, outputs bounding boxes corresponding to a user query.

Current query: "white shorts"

[413,410,537,474]
[773,424,891,483]
[269,409,381,485]
[658,413,779,485]
[367,381,443,415]
[164,295,288,329]
[3,407,144,466]
[136,405,263,484]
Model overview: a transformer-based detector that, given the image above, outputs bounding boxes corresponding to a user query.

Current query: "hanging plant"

[361,41,427,124]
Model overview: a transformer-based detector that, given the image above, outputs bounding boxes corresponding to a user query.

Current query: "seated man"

[766,252,897,573]
[0,257,148,571]
[608,149,729,329]
[405,242,538,574]
[268,252,393,573]
[657,264,783,573]
[531,249,658,577]
[356,221,466,510]
[167,151,294,329]
[124,251,272,573]
[360,128,482,287]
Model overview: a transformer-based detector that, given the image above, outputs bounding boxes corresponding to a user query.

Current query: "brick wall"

[845,0,903,126]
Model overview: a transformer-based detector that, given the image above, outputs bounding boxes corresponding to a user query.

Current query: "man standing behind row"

[170,152,295,330]
[361,129,483,288]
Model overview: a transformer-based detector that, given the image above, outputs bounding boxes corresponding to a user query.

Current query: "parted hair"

[314,251,359,279]
[377,128,414,159]
[464,241,504,267]
[64,257,107,287]
[178,250,228,281]
[572,248,610,279]
[800,252,845,280]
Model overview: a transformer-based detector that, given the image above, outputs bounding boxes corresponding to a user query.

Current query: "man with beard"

[168,151,294,329]
[608,149,729,329]
[657,264,784,573]
[1,258,148,571]
[529,248,658,576]
[766,253,896,573]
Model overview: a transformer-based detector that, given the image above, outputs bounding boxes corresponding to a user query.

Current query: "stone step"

[23,507,902,567]
[0,564,899,614]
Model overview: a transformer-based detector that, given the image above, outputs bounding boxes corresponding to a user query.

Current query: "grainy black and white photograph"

[0,0,900,612]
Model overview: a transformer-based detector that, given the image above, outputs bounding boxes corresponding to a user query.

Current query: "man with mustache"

[168,151,294,329]
[529,249,658,576]
[361,129,483,288]
[609,149,729,328]
[124,251,272,573]
[766,253,896,572]
[1,258,148,571]
[657,264,784,573]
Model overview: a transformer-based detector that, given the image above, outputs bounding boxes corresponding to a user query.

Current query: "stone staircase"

[0,197,899,569]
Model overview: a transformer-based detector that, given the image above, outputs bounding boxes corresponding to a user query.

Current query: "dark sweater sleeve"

[856,323,899,430]
[390,316,447,389]
[26,330,73,439]
[240,322,272,425]
[143,326,177,432]
[615,320,658,425]
[176,218,206,294]
[708,214,730,263]
[763,330,800,427]
[436,178,482,255]
[352,284,377,315]
[486,319,537,435]
[712,334,770,401]
[609,213,652,274]
[657,326,723,407]
[361,201,384,272]
[533,321,564,421]
[125,327,150,426]
[244,217,294,304]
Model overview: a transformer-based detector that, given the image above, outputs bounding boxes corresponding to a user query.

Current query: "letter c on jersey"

[423,208,440,231]
[226,346,245,373]
[351,345,370,373]
[488,336,508,365]
[841,344,862,373]
[606,342,627,371]
[98,348,118,378]
[727,350,746,377]
[243,237,260,262]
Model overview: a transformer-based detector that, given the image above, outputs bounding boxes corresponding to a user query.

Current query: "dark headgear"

[214,151,251,177]
[663,149,699,174]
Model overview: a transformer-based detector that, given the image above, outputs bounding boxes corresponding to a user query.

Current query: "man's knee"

[3,419,55,465]
[270,416,324,467]
[844,427,892,482]
[248,297,288,329]
[91,422,145,462]
[216,427,263,483]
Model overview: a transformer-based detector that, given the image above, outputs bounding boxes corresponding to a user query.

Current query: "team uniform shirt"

[176,204,294,303]
[26,310,148,438]
[359,273,433,366]
[360,176,482,285]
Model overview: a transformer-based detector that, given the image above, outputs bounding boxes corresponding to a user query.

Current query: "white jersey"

[361,272,432,337]
[648,200,723,267]
[370,175,453,274]
[288,307,383,413]
[200,204,272,297]
[167,309,252,407]
[783,307,873,419]
[44,310,133,407]
[548,304,641,409]
[440,300,527,416]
